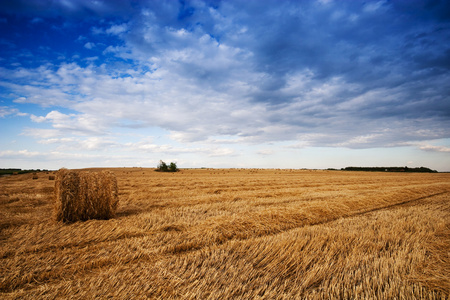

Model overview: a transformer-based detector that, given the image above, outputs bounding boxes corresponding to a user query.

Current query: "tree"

[157,160,168,172]
[169,162,178,172]
[156,160,179,172]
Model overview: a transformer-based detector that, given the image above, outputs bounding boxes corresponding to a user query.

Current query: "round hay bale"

[54,169,119,222]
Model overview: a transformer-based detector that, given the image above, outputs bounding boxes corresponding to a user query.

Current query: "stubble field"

[0,168,449,299]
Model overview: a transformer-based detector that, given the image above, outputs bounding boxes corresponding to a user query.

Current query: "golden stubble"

[0,168,449,299]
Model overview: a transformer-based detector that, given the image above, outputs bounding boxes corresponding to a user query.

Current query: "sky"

[0,0,449,171]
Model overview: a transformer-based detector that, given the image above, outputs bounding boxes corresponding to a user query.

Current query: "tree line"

[342,166,437,173]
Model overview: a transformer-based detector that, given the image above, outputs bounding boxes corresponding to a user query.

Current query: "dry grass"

[54,169,119,222]
[0,168,449,299]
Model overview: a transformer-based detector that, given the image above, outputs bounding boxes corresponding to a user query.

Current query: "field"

[0,168,449,299]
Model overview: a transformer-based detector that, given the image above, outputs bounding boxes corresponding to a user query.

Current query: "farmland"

[0,168,449,299]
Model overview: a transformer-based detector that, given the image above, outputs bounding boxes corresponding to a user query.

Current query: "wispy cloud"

[84,42,95,49]
[0,149,40,158]
[106,23,128,35]
[418,144,450,153]
[0,106,18,117]
[128,139,236,157]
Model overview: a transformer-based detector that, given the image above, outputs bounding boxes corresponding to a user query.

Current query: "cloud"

[84,42,95,49]
[4,54,449,150]
[22,128,62,139]
[0,149,114,168]
[30,17,43,24]
[0,0,136,19]
[334,134,385,148]
[418,144,450,153]
[38,136,117,151]
[0,106,18,118]
[128,139,236,157]
[0,149,40,158]
[257,149,275,156]
[30,110,110,135]
[106,23,128,35]
[0,0,449,165]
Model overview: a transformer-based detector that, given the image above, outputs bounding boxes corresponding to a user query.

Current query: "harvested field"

[0,168,449,299]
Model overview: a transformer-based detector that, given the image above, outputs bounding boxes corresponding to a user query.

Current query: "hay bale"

[32,174,38,180]
[49,175,56,180]
[54,169,119,222]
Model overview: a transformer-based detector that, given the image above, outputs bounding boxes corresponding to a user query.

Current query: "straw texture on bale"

[54,169,119,222]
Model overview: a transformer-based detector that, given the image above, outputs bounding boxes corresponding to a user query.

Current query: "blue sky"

[1,0,449,171]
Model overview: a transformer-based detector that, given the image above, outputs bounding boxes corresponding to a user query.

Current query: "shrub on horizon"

[156,160,179,172]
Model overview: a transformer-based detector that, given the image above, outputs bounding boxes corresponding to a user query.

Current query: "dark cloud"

[0,0,136,19]
[116,0,450,120]
[391,0,450,21]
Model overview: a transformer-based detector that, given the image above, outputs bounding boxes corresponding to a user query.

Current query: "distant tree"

[156,160,179,172]
[342,166,437,173]
[169,162,178,172]
[157,160,168,172]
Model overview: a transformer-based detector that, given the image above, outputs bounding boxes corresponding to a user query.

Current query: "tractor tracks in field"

[160,190,450,257]
[281,191,449,235]
[350,191,449,218]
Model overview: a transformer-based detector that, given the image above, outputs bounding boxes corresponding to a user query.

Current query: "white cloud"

[0,149,40,157]
[22,128,62,139]
[257,149,274,156]
[84,42,95,49]
[91,26,104,35]
[4,45,449,153]
[38,137,74,144]
[363,1,386,13]
[0,106,18,117]
[128,138,235,157]
[30,114,47,123]
[208,147,236,157]
[25,109,110,137]
[418,144,450,153]
[334,134,384,148]
[43,110,109,135]
[38,136,117,151]
[106,23,128,35]
[84,56,98,61]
